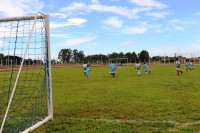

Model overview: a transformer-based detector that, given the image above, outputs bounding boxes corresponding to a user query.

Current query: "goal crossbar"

[0,15,45,22]
[109,58,128,66]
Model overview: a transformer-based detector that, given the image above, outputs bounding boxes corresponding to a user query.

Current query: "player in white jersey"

[175,58,183,75]
[83,62,88,76]
[135,61,141,76]
[189,61,194,71]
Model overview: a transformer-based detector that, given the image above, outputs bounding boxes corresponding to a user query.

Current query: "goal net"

[108,58,128,66]
[0,12,53,133]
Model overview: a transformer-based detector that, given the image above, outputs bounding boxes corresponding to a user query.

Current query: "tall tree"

[108,52,119,58]
[99,54,108,63]
[0,53,4,59]
[131,52,137,61]
[118,52,124,58]
[72,49,78,63]
[152,56,161,61]
[78,51,85,63]
[124,52,137,63]
[125,52,132,60]
[138,50,150,62]
[4,55,22,65]
[58,48,72,63]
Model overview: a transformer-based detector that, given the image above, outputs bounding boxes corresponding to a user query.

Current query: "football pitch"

[36,64,200,132]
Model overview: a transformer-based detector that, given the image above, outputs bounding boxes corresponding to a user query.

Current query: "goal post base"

[22,116,53,133]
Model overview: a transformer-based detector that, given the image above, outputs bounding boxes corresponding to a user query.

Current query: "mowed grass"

[35,64,200,133]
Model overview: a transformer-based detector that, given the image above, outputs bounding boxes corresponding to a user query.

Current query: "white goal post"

[108,58,128,66]
[0,12,53,133]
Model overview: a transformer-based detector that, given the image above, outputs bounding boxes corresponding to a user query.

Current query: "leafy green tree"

[124,52,137,63]
[78,51,85,63]
[152,56,161,61]
[72,49,78,63]
[125,52,131,60]
[108,52,119,58]
[58,48,72,63]
[25,59,33,65]
[118,52,124,58]
[4,55,22,65]
[51,59,57,64]
[99,54,108,63]
[138,50,150,62]
[131,52,137,60]
[0,53,4,59]
[84,54,108,64]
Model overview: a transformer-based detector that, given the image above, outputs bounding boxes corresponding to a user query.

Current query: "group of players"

[175,58,194,75]
[83,61,150,78]
[109,62,150,77]
[83,58,194,78]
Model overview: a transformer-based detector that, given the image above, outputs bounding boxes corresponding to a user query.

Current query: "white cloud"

[51,34,71,38]
[67,18,87,25]
[193,11,200,16]
[148,43,200,57]
[50,18,87,28]
[150,24,161,29]
[60,2,87,12]
[130,0,167,9]
[0,40,4,46]
[148,46,177,56]
[174,26,184,31]
[60,2,152,18]
[103,17,123,28]
[0,0,43,17]
[50,13,68,19]
[89,4,152,18]
[140,21,148,25]
[177,44,200,57]
[123,27,147,34]
[60,36,96,46]
[184,44,200,53]
[120,41,131,46]
[91,0,100,4]
[147,12,169,19]
[169,19,181,23]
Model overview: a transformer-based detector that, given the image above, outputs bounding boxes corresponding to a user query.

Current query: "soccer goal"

[0,12,53,133]
[108,58,128,66]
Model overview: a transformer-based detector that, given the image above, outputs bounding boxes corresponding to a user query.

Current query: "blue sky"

[0,0,200,59]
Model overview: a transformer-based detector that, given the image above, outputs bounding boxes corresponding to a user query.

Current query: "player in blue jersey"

[85,66,90,77]
[110,62,116,77]
[143,62,150,75]
[87,64,91,70]
[175,58,183,75]
[185,60,189,72]
[135,61,141,76]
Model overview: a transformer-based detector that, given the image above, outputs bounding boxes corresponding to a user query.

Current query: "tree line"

[0,49,186,66]
[0,53,43,65]
[57,48,150,64]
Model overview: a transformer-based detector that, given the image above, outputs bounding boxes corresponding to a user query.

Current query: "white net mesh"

[0,14,51,132]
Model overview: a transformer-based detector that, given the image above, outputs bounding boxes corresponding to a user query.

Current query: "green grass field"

[35,64,200,133]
